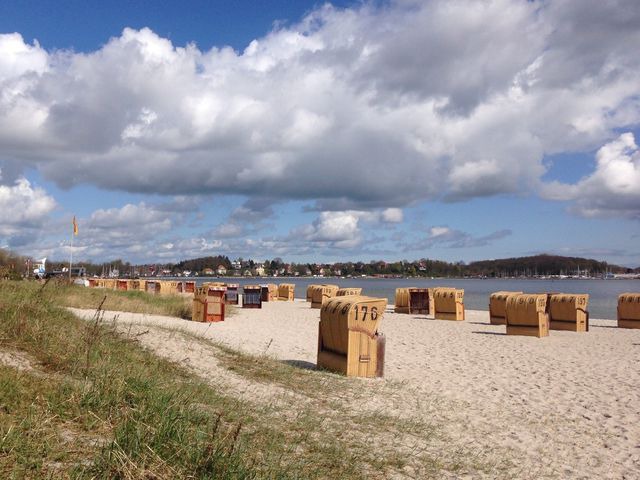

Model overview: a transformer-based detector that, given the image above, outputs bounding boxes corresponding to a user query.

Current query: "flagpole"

[69,227,73,281]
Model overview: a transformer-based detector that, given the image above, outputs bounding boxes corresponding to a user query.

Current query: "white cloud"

[288,211,362,249]
[429,226,452,238]
[0,33,48,79]
[282,207,404,252]
[88,202,172,232]
[541,132,640,218]
[0,177,56,235]
[0,1,637,209]
[312,211,361,244]
[381,208,403,223]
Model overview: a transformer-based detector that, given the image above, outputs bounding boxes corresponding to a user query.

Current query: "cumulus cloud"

[0,33,48,79]
[403,226,512,250]
[541,133,640,218]
[291,211,362,248]
[0,177,56,236]
[285,208,404,250]
[88,203,172,232]
[381,208,403,223]
[0,0,637,209]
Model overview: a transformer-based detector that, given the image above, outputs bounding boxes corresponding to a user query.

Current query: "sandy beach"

[70,300,640,479]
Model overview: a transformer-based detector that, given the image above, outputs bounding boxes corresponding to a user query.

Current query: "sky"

[0,0,639,267]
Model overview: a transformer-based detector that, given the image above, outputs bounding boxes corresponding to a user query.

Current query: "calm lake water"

[181,277,640,320]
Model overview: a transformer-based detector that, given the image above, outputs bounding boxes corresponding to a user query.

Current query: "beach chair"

[311,285,339,309]
[306,284,321,302]
[394,287,412,314]
[408,288,434,315]
[505,294,549,337]
[145,280,160,295]
[336,287,363,297]
[224,284,239,305]
[192,285,225,322]
[433,288,465,321]
[617,293,640,329]
[158,280,181,296]
[260,283,277,302]
[137,280,146,292]
[243,285,262,308]
[184,281,196,293]
[548,294,589,332]
[489,291,523,325]
[317,296,387,378]
[278,283,295,301]
[260,285,270,302]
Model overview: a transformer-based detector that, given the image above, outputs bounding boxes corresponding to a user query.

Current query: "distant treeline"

[319,255,633,277]
[2,249,637,278]
[463,255,628,277]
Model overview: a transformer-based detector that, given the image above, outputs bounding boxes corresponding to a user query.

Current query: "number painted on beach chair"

[355,305,369,321]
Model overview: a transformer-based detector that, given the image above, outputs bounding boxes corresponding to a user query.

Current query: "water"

[177,277,639,320]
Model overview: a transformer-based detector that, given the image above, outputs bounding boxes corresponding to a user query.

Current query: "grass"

[53,281,194,319]
[0,280,508,478]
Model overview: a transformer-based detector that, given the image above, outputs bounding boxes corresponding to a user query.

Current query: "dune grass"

[53,280,194,319]
[0,280,256,478]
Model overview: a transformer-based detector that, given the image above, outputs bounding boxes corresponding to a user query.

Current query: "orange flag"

[73,216,78,236]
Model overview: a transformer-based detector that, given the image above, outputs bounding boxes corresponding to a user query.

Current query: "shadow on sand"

[282,359,317,370]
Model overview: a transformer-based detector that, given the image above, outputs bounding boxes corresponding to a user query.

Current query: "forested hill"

[465,254,625,277]
[173,256,232,272]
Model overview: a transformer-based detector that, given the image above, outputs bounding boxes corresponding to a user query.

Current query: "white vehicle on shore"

[33,257,46,279]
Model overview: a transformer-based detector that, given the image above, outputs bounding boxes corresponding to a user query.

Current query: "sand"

[69,300,640,479]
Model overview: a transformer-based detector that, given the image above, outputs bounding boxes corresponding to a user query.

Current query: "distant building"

[255,265,265,276]
[203,268,214,276]
[216,265,227,275]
